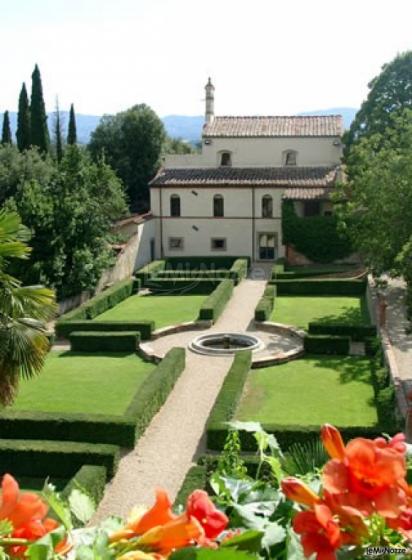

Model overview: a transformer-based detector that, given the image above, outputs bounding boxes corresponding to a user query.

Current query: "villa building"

[150,79,343,262]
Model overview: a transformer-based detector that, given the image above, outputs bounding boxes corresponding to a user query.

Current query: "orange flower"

[374,433,407,455]
[0,474,65,557]
[110,489,176,542]
[186,490,228,539]
[293,503,341,560]
[281,477,321,507]
[137,514,204,555]
[321,424,345,461]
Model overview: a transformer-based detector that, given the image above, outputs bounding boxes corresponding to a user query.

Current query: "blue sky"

[1,0,411,116]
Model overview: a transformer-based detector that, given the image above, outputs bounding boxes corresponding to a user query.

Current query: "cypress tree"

[16,83,31,151]
[1,111,12,145]
[53,98,64,163]
[30,64,49,153]
[67,103,77,145]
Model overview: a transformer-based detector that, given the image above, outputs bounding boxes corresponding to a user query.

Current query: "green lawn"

[236,356,378,426]
[9,352,153,415]
[94,294,207,328]
[271,296,369,329]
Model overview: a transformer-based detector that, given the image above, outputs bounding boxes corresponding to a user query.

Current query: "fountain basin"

[189,332,264,356]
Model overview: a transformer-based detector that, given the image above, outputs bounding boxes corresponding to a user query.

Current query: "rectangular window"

[211,238,227,251]
[168,237,184,250]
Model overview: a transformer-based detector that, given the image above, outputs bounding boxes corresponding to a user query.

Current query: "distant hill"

[2,107,357,146]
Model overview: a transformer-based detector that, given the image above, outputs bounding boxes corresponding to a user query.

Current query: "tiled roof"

[150,166,338,188]
[203,115,343,137]
[283,187,334,200]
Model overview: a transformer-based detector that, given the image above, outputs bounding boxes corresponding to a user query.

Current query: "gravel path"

[92,270,268,520]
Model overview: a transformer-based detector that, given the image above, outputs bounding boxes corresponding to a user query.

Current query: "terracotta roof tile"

[283,187,334,200]
[150,166,338,188]
[203,115,343,137]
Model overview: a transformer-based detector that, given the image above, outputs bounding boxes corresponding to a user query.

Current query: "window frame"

[168,237,184,250]
[219,151,232,167]
[304,200,321,217]
[213,194,224,217]
[211,238,227,251]
[283,149,298,166]
[261,194,273,218]
[170,194,181,217]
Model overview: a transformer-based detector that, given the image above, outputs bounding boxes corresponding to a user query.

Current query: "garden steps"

[92,274,267,521]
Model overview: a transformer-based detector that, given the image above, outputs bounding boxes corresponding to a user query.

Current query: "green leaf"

[69,489,96,525]
[227,421,263,433]
[285,528,305,560]
[219,477,255,503]
[171,548,258,560]
[261,522,286,551]
[41,483,73,530]
[263,455,283,483]
[221,530,263,553]
[0,520,12,537]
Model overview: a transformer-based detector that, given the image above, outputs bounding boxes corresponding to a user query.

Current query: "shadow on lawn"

[56,351,133,359]
[308,355,373,386]
[312,298,369,326]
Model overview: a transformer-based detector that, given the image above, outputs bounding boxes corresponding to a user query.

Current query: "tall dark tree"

[67,103,77,145]
[1,112,12,145]
[89,104,165,211]
[16,83,31,151]
[52,98,64,163]
[30,64,49,153]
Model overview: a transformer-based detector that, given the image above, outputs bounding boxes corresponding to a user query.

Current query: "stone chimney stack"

[205,77,215,124]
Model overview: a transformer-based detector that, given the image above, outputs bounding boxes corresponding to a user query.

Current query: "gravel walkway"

[92,270,268,521]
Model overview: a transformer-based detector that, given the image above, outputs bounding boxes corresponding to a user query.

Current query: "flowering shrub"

[1,424,412,560]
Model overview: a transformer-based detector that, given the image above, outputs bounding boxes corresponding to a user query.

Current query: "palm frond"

[282,439,328,475]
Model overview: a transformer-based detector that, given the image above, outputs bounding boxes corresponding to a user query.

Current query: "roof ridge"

[213,115,343,119]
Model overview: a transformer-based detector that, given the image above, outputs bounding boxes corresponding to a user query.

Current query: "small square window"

[169,237,184,250]
[211,238,227,251]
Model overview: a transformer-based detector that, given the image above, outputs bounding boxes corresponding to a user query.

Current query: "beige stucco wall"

[151,187,285,260]
[165,136,342,168]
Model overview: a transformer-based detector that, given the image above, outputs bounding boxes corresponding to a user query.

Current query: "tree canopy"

[67,103,77,145]
[1,112,12,145]
[88,104,165,211]
[30,64,50,153]
[345,51,412,152]
[16,83,31,151]
[2,145,128,298]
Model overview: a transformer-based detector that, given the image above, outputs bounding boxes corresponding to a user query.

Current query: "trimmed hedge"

[135,260,166,284]
[229,258,248,284]
[146,278,222,295]
[164,257,250,271]
[125,347,185,441]
[69,331,140,352]
[308,323,376,341]
[56,321,153,341]
[57,278,137,324]
[206,351,252,448]
[304,335,350,355]
[0,439,119,479]
[272,278,366,296]
[174,465,208,508]
[61,465,107,503]
[254,284,276,321]
[155,270,231,279]
[0,410,136,447]
[198,279,234,321]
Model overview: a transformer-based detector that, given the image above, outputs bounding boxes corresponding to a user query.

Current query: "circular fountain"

[189,332,264,356]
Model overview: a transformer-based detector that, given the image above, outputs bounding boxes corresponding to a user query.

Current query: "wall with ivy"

[281,201,353,263]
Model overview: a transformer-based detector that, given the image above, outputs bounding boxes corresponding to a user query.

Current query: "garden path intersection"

[92,267,269,521]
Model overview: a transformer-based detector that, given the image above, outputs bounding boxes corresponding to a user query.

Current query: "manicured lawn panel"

[9,352,153,415]
[94,294,207,328]
[236,356,378,427]
[271,295,370,329]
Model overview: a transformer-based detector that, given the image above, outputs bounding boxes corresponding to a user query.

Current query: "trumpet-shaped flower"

[281,477,321,507]
[137,514,204,555]
[293,503,341,560]
[186,490,228,539]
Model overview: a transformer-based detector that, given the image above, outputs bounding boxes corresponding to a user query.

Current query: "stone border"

[251,321,305,368]
[367,275,408,418]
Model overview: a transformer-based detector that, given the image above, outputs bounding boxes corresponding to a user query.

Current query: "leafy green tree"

[89,104,165,211]
[67,103,77,145]
[52,98,64,163]
[345,51,412,153]
[163,136,195,155]
[16,83,31,151]
[0,209,56,405]
[0,145,54,204]
[12,146,128,298]
[337,110,412,277]
[1,112,12,145]
[30,64,50,153]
